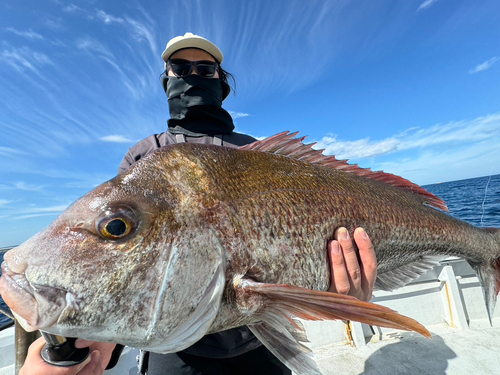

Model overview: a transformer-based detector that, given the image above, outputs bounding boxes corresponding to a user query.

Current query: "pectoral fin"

[235,277,431,375]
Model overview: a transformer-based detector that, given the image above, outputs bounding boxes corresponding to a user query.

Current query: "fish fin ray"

[375,255,444,291]
[474,229,500,325]
[248,320,322,375]
[474,263,498,325]
[240,131,448,211]
[235,277,430,338]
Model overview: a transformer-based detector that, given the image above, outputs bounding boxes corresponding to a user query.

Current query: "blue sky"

[1,0,499,247]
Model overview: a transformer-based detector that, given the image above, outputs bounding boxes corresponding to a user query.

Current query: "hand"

[327,227,377,302]
[19,337,115,375]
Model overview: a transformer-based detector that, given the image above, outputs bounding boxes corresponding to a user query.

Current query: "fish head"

[0,149,226,352]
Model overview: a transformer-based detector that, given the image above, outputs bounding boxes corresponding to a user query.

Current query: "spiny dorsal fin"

[240,131,448,211]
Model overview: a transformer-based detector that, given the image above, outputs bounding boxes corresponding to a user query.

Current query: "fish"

[1,131,499,375]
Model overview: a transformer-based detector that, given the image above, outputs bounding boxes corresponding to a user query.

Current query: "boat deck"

[312,321,500,375]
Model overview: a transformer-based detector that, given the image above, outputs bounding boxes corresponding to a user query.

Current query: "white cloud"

[14,182,45,192]
[28,205,69,213]
[15,213,63,220]
[99,135,134,143]
[316,113,500,161]
[0,146,26,157]
[469,57,499,74]
[125,17,158,56]
[2,204,69,221]
[314,113,500,184]
[377,139,499,185]
[96,10,124,24]
[76,36,114,59]
[228,111,250,120]
[316,135,399,159]
[0,47,53,73]
[44,18,64,31]
[417,0,439,11]
[5,27,43,40]
[16,204,68,215]
[63,4,82,13]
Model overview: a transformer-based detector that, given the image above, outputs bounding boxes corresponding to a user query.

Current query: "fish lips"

[0,261,68,332]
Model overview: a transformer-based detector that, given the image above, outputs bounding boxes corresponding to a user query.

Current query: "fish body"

[1,132,499,375]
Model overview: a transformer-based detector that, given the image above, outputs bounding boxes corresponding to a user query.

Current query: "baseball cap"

[161,33,224,65]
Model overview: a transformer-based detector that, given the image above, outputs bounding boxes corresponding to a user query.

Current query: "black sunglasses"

[167,59,219,78]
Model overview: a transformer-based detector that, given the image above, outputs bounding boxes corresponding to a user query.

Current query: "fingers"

[354,227,377,301]
[26,336,47,356]
[74,339,94,348]
[78,351,103,375]
[327,227,377,302]
[327,240,350,295]
[19,337,103,375]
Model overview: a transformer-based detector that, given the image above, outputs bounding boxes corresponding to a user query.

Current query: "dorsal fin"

[240,131,448,211]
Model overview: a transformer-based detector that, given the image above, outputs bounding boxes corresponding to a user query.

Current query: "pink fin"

[240,131,448,211]
[235,278,431,338]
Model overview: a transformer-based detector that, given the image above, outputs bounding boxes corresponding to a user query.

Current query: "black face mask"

[163,75,234,136]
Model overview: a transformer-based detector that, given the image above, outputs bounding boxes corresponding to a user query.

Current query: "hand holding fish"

[19,337,107,375]
[328,227,377,302]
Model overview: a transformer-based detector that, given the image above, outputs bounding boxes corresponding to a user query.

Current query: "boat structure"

[1,251,500,374]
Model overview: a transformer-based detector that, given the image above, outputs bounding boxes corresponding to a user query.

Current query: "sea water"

[1,174,499,328]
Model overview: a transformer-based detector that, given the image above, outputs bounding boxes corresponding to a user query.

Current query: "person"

[20,33,377,375]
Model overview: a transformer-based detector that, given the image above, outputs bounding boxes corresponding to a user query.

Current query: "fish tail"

[475,228,500,323]
[493,229,500,316]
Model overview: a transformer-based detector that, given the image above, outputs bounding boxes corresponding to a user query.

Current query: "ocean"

[0,174,499,329]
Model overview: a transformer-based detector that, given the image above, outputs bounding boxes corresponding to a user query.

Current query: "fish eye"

[104,219,128,237]
[96,206,137,240]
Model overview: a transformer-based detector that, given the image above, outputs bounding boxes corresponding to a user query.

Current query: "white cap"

[161,32,224,64]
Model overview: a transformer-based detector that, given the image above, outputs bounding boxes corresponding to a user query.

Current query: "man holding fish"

[18,33,378,375]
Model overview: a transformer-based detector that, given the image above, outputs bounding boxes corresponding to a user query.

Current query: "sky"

[0,0,499,247]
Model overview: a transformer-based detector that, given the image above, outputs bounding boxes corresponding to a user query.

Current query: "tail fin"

[475,228,500,324]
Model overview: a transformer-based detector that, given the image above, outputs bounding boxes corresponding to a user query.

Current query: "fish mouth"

[0,261,68,332]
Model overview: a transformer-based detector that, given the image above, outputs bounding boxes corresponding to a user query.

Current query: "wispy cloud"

[417,0,439,11]
[228,111,250,120]
[14,182,45,192]
[12,204,68,220]
[0,200,11,208]
[76,36,115,59]
[316,113,500,160]
[469,57,499,74]
[44,18,65,31]
[314,113,500,184]
[0,46,53,73]
[316,136,399,159]
[96,10,124,24]
[100,135,134,143]
[63,4,82,13]
[15,213,63,220]
[0,147,26,157]
[125,17,158,57]
[14,204,68,216]
[5,27,43,40]
[0,203,69,221]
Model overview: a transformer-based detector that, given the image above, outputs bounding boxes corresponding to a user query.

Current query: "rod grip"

[40,332,90,367]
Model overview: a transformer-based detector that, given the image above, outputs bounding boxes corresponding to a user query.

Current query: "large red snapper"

[1,132,499,375]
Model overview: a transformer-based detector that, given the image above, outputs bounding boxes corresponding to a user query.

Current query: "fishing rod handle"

[40,331,90,367]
